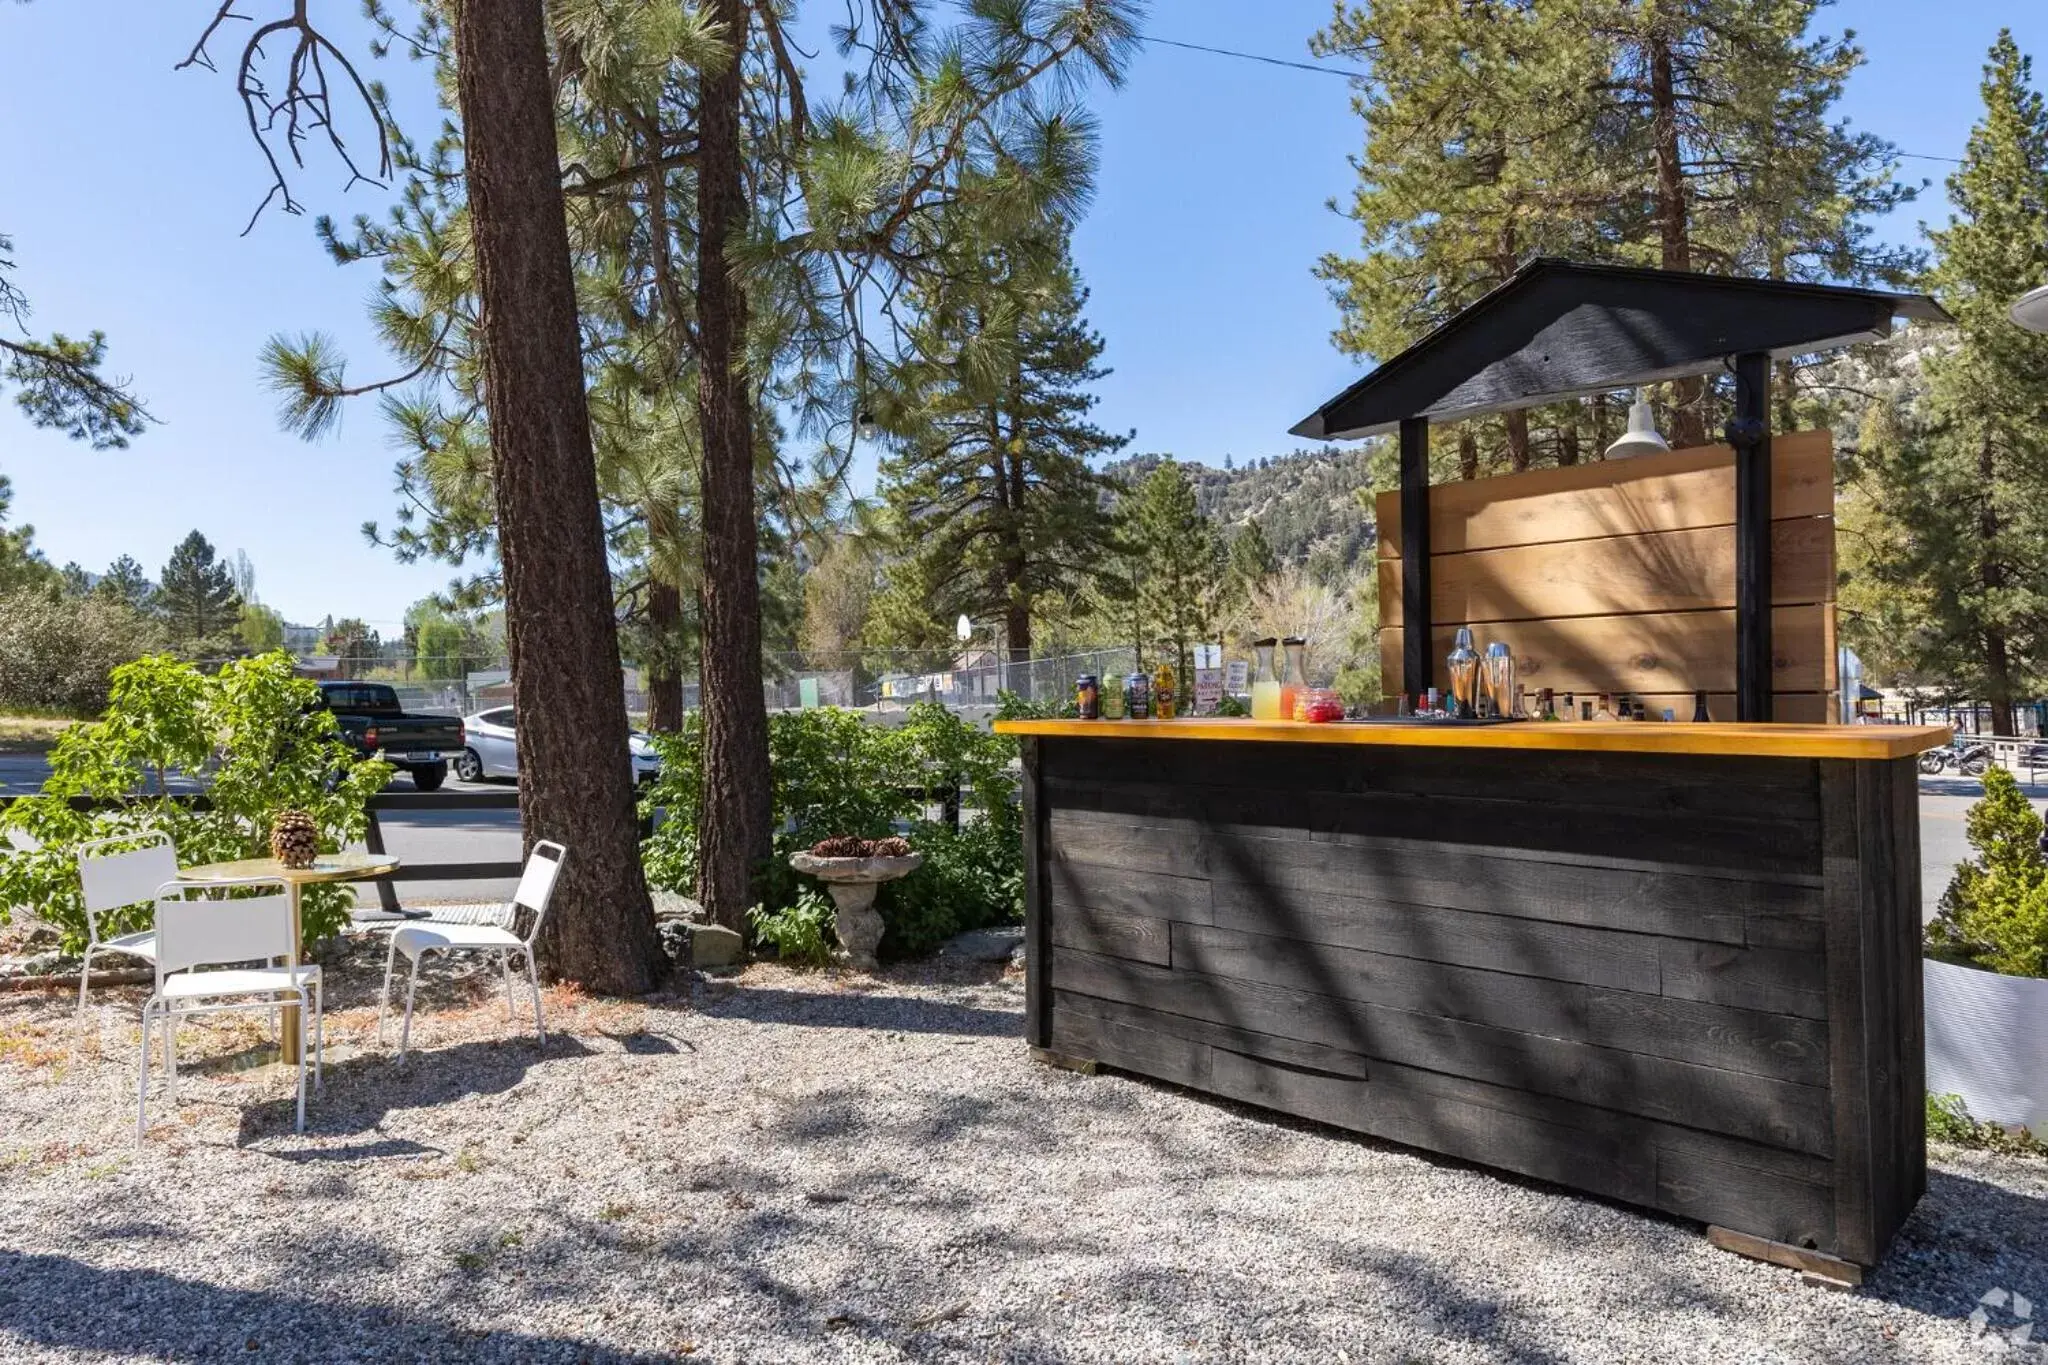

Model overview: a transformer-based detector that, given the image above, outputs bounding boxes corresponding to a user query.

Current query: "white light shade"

[2011,284,2048,334]
[955,614,973,642]
[1605,391,1670,460]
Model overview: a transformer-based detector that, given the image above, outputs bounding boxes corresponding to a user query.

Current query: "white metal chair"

[379,840,565,1060]
[75,831,180,1032]
[137,878,322,1141]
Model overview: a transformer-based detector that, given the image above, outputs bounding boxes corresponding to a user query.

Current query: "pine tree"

[875,233,1126,680]
[0,478,58,596]
[1124,461,1225,691]
[156,531,241,651]
[93,554,154,613]
[1,232,150,450]
[1854,33,2048,734]
[1314,0,1915,458]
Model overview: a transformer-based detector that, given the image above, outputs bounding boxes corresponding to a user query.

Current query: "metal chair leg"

[162,1007,177,1105]
[135,1005,153,1143]
[294,987,308,1135]
[312,978,324,1091]
[377,934,399,1043]
[524,950,546,1045]
[75,946,95,1035]
[399,952,423,1061]
[501,950,515,1018]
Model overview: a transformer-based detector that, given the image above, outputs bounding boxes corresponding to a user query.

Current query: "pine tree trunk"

[645,578,685,733]
[452,0,663,993]
[1979,433,2016,736]
[1647,24,1707,448]
[1457,428,1479,481]
[1558,415,1581,466]
[694,0,772,930]
[643,496,686,733]
[1505,409,1531,472]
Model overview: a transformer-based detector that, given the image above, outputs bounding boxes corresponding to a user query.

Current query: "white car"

[454,706,663,786]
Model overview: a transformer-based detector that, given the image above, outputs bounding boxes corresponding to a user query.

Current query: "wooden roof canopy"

[1291,258,1947,441]
[1298,259,1950,722]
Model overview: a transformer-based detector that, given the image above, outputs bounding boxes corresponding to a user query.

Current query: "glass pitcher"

[1250,638,1281,719]
[1280,637,1308,720]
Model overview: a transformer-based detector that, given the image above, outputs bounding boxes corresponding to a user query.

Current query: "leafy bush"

[0,587,164,715]
[1926,766,2048,976]
[747,890,837,968]
[641,701,1023,960]
[0,653,392,950]
[1926,1092,2048,1157]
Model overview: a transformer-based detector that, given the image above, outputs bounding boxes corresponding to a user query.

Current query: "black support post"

[1730,353,1772,722]
[1399,417,1432,699]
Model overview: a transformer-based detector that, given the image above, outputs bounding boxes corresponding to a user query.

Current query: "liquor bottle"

[1153,659,1177,720]
[1692,689,1710,723]
[1593,693,1616,722]
[1558,691,1576,723]
[1538,687,1556,722]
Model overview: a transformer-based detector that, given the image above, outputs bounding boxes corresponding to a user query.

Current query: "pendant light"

[2011,283,2048,334]
[1604,389,1670,459]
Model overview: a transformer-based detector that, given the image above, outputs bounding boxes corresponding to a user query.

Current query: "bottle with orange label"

[1153,658,1177,719]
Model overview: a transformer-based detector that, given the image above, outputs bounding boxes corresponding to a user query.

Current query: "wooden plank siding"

[1027,734,1924,1266]
[1373,431,1837,716]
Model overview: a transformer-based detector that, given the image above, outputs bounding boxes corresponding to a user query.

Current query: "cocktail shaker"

[1484,641,1519,719]
[1446,627,1480,719]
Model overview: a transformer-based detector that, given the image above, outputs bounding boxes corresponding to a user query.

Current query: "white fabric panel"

[79,838,179,916]
[153,892,295,976]
[1925,957,2048,1131]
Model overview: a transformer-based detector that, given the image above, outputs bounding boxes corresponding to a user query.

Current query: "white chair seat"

[160,964,320,1001]
[392,923,523,959]
[100,930,157,962]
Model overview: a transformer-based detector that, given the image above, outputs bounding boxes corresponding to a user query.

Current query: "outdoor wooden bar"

[995,716,1950,1272]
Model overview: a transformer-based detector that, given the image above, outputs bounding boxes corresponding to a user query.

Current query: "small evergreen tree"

[1928,766,2048,976]
[93,554,154,612]
[155,530,240,652]
[1124,460,1225,691]
[876,232,1127,672]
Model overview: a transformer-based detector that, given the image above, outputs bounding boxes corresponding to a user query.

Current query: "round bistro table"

[177,853,401,1063]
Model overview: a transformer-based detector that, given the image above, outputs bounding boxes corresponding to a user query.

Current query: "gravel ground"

[4,943,2048,1365]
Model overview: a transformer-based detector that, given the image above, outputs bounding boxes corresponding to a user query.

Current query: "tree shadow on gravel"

[0,1249,673,1364]
[691,983,1021,1038]
[1855,1168,2048,1326]
[233,1036,599,1145]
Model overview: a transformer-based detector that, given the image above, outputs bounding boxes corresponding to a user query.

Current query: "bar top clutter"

[992,716,1951,761]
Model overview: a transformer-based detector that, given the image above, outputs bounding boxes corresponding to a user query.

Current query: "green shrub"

[0,653,392,950]
[0,587,165,715]
[747,890,837,968]
[1926,766,2048,976]
[640,701,1023,960]
[1926,1092,2048,1156]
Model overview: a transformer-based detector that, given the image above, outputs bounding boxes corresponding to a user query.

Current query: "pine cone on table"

[269,809,319,869]
[869,837,912,858]
[810,835,868,858]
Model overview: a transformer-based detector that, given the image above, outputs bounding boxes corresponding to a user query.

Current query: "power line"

[1142,33,1965,165]
[1144,34,1363,78]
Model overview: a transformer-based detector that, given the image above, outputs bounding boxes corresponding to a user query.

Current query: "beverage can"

[1125,672,1151,720]
[1075,674,1100,720]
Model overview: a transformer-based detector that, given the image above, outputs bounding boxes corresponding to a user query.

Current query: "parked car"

[315,681,466,792]
[454,706,662,786]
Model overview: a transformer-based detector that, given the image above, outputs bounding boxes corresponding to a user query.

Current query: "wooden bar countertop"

[992,715,1950,761]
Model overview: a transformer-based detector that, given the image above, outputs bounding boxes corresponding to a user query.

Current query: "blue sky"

[2,1,2043,629]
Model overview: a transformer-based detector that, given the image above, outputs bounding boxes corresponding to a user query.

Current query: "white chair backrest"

[512,840,567,944]
[77,832,179,941]
[152,880,295,979]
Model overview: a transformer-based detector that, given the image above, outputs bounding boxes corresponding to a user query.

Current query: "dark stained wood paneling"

[1207,879,1666,992]
[1054,949,1831,1156]
[1057,991,1375,1079]
[1658,939,1828,1021]
[1205,1048,1658,1207]
[1046,858,1213,924]
[1023,731,1920,1266]
[1021,738,1049,1048]
[1049,907,1172,966]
